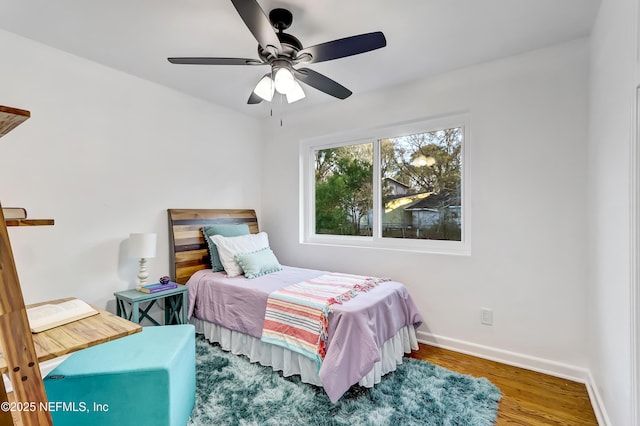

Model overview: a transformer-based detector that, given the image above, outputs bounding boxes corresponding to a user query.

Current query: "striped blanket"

[260,273,389,367]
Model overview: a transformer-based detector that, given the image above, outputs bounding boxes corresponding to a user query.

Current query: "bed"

[168,209,423,402]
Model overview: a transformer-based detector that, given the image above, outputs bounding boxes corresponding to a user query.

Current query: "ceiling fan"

[168,0,386,105]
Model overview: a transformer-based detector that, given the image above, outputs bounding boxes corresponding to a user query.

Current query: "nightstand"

[114,284,188,326]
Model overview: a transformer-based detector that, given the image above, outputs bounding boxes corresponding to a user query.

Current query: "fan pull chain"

[267,94,285,126]
[279,93,284,127]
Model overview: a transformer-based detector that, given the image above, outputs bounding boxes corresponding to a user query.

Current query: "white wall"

[588,0,637,424]
[0,29,263,311]
[261,40,590,375]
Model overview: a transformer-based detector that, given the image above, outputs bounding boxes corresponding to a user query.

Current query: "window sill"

[301,236,471,256]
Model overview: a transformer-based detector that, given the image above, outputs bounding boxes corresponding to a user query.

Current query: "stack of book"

[137,282,178,294]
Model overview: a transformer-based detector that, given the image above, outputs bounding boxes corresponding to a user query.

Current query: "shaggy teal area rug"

[188,336,501,425]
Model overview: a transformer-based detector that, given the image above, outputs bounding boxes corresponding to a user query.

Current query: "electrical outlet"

[480,308,493,326]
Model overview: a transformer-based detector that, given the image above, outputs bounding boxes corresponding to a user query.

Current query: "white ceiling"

[0,0,600,118]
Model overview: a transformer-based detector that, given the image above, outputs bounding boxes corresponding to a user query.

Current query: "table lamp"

[129,233,157,290]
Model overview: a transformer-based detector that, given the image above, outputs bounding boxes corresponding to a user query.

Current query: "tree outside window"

[381,128,462,241]
[315,143,373,236]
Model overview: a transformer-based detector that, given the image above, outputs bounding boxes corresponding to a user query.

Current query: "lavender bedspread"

[186,265,423,402]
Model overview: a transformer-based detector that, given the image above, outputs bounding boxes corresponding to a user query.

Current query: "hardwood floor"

[410,344,598,425]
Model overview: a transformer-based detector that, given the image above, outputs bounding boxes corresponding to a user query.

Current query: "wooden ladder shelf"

[0,106,54,426]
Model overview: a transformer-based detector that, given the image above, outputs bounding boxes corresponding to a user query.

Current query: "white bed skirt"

[192,318,419,389]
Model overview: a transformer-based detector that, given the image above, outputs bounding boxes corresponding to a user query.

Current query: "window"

[301,115,470,255]
[315,143,373,236]
[381,128,462,242]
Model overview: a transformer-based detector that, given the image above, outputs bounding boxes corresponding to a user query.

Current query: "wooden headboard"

[167,209,259,284]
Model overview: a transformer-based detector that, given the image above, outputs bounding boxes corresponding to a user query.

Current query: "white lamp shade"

[286,80,306,103]
[253,75,275,101]
[274,68,295,94]
[129,233,157,259]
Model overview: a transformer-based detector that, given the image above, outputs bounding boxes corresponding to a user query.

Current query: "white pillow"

[210,232,270,277]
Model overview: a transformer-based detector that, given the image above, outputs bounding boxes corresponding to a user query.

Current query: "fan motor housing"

[258,8,302,61]
[258,32,302,60]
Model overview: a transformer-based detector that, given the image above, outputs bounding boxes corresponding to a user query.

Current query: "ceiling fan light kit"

[251,65,306,104]
[168,0,386,106]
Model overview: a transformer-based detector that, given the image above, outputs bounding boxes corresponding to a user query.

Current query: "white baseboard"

[416,331,611,426]
[583,370,612,426]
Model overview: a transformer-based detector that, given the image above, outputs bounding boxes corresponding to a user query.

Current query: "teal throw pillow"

[234,247,282,279]
[202,223,250,272]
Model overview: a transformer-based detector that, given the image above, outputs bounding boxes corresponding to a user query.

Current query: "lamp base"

[136,258,150,290]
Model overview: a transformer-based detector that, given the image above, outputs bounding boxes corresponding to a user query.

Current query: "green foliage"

[315,147,372,235]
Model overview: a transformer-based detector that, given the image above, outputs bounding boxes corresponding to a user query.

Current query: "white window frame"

[300,114,471,255]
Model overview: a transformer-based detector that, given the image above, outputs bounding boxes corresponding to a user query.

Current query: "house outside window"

[301,115,470,255]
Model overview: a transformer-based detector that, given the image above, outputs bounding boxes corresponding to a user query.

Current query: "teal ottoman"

[44,324,195,426]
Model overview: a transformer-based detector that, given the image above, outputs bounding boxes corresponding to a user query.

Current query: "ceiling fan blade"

[247,91,263,104]
[230,0,282,54]
[294,68,352,99]
[296,32,386,64]
[168,57,264,65]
